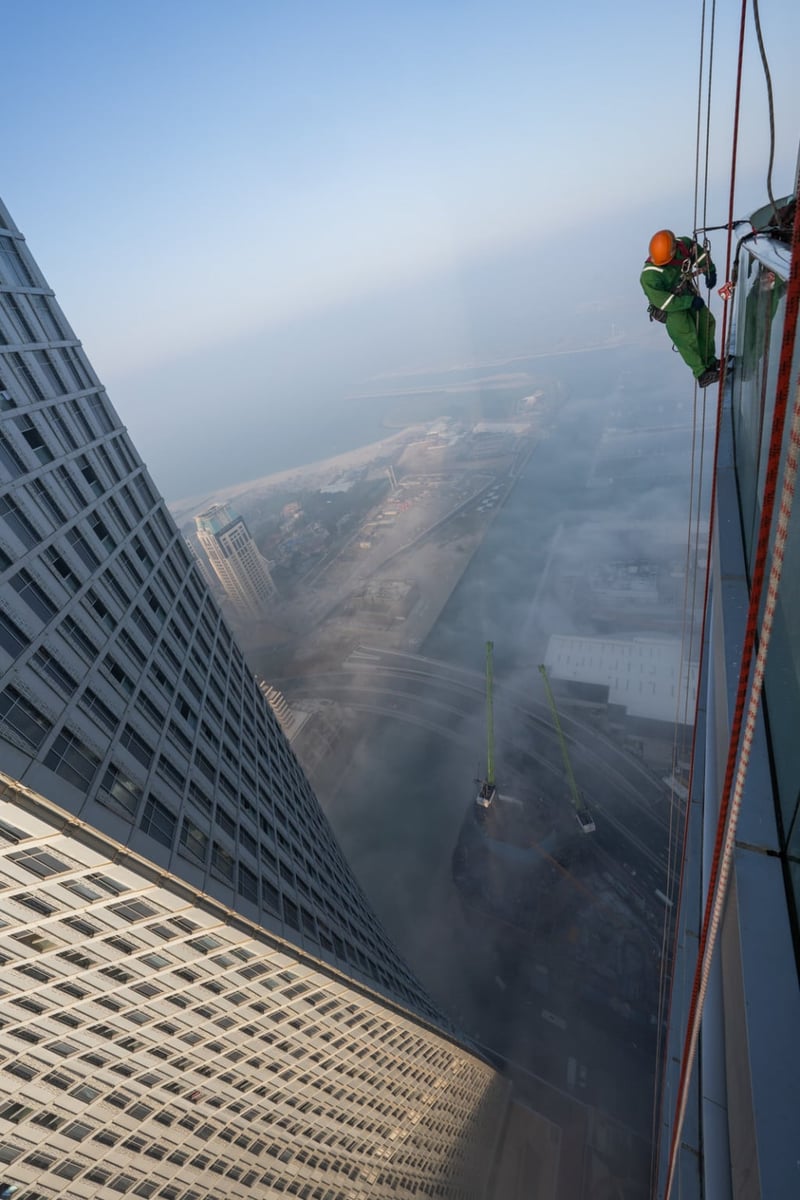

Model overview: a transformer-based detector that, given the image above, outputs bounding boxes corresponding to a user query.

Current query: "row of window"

[0,666,420,1006]
[0,837,464,1082]
[0,849,494,1195]
[0,392,419,1006]
[1,596,398,943]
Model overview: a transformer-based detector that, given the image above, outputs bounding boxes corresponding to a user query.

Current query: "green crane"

[476,641,497,808]
[538,663,596,833]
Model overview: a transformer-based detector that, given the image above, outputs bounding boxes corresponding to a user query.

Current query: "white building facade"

[0,198,508,1199]
[195,504,276,621]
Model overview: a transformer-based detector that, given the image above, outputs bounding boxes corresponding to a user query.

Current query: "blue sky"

[4,0,799,497]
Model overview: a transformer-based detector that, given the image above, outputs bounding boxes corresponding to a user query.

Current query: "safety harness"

[645,239,711,323]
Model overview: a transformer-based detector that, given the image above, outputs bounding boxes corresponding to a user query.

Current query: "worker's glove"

[705,267,717,289]
[648,305,668,324]
[691,295,705,311]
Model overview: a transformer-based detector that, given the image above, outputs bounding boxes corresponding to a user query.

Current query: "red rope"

[663,62,800,1200]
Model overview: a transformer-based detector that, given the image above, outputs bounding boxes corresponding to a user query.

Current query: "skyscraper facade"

[0,198,508,1199]
[195,503,276,621]
[655,210,800,1197]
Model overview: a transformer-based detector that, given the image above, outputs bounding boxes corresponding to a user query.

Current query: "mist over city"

[169,336,704,1193]
[1,3,798,1200]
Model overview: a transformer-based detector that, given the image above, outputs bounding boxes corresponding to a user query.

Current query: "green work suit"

[640,237,717,378]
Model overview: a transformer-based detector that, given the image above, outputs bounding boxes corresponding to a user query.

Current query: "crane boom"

[486,640,495,787]
[476,641,497,808]
[538,663,595,833]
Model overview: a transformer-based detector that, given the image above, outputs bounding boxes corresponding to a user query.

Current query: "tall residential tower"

[195,502,276,621]
[0,198,508,1200]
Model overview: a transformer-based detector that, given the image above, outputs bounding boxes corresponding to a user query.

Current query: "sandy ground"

[168,426,428,526]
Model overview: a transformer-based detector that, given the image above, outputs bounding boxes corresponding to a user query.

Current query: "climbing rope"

[650,0,719,1186]
[655,0,747,1194]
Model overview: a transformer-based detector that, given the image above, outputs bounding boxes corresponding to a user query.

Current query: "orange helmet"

[649,229,677,265]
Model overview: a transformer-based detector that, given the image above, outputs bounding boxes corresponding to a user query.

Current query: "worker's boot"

[697,366,720,388]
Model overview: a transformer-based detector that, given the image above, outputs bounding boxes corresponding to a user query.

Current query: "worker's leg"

[666,309,715,378]
[696,305,717,368]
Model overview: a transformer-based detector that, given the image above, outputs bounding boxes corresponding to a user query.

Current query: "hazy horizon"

[68,174,779,502]
[5,2,799,501]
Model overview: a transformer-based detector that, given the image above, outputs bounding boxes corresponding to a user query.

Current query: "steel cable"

[752,0,778,220]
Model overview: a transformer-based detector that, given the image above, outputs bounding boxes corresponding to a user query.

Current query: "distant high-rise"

[195,501,277,621]
[0,196,508,1200]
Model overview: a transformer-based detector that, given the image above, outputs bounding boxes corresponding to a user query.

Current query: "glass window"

[135,689,163,726]
[43,546,80,591]
[139,795,176,848]
[211,841,234,882]
[0,1100,33,1124]
[109,897,158,923]
[179,816,208,865]
[56,467,88,513]
[238,863,258,903]
[0,429,26,477]
[89,509,113,548]
[31,1110,63,1130]
[103,567,130,609]
[10,567,57,621]
[44,729,100,790]
[32,647,78,695]
[79,686,117,732]
[111,1174,137,1194]
[115,630,145,671]
[0,493,40,548]
[87,392,116,434]
[0,609,30,659]
[61,613,98,660]
[14,414,53,463]
[0,686,51,749]
[67,397,94,440]
[85,588,116,632]
[156,753,184,791]
[215,806,236,837]
[31,478,68,526]
[8,849,71,878]
[66,525,100,570]
[97,762,142,816]
[54,1159,83,1180]
[8,350,46,401]
[120,723,154,768]
[24,1151,55,1170]
[0,236,36,285]
[63,1120,92,1141]
[188,779,211,814]
[104,654,134,696]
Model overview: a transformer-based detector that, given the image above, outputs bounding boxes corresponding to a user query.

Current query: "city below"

[170,350,699,1198]
[1,180,796,1200]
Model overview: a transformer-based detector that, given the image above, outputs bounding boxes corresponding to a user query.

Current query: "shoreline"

[167,425,427,526]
